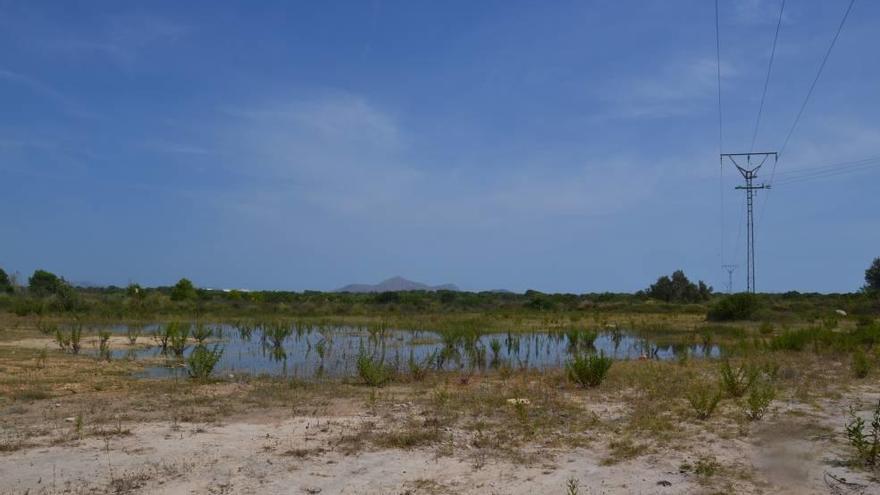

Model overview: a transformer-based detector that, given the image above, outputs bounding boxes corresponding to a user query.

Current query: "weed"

[744,380,775,421]
[565,477,580,495]
[852,349,871,379]
[693,455,719,477]
[845,400,880,467]
[566,352,612,388]
[357,351,392,387]
[187,344,224,380]
[719,360,757,398]
[687,382,722,420]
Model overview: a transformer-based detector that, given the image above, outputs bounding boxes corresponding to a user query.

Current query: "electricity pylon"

[722,152,776,293]
[722,264,737,293]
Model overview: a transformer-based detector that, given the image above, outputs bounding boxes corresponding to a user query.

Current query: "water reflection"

[95,323,722,379]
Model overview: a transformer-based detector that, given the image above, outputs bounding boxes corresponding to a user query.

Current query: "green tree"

[866,257,880,291]
[647,270,712,303]
[28,269,67,297]
[170,278,197,301]
[0,268,12,294]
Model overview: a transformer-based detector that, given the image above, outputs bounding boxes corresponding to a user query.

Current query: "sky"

[1,0,878,293]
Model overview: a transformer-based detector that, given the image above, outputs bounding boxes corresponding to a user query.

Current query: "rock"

[835,309,847,316]
[506,398,530,405]
[64,417,76,423]
[657,480,672,487]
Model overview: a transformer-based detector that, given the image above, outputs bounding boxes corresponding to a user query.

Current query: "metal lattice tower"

[722,264,738,294]
[722,152,776,293]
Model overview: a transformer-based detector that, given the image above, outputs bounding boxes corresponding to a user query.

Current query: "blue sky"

[1,0,878,293]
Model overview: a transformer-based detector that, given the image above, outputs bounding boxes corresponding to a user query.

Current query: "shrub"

[54,323,83,354]
[768,328,814,351]
[566,352,613,388]
[719,360,757,398]
[187,344,223,379]
[98,329,112,360]
[126,325,141,345]
[407,351,430,382]
[706,293,759,321]
[744,380,775,421]
[852,349,871,379]
[845,400,880,467]
[167,321,188,356]
[191,323,212,343]
[687,382,722,420]
[357,352,392,387]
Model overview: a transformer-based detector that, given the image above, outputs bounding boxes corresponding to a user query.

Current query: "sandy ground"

[2,397,879,495]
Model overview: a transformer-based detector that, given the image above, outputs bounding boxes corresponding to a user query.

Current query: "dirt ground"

[2,336,880,494]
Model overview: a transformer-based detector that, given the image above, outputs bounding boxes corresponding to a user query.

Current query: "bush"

[187,344,223,379]
[744,380,775,421]
[845,400,880,467]
[707,293,760,321]
[357,352,392,387]
[768,328,814,351]
[719,360,757,398]
[687,382,722,420]
[566,352,613,388]
[165,321,189,356]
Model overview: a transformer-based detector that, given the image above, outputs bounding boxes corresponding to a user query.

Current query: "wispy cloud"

[596,57,736,120]
[0,69,94,118]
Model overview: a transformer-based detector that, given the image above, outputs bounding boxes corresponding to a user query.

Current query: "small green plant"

[187,344,224,380]
[758,321,774,335]
[566,352,612,388]
[565,477,580,495]
[407,351,430,381]
[489,338,502,366]
[191,323,212,343]
[845,400,880,467]
[98,329,112,360]
[357,351,392,387]
[693,456,719,477]
[167,321,188,356]
[719,360,757,398]
[154,325,171,351]
[744,380,775,421]
[126,325,141,345]
[852,349,871,379]
[687,382,722,420]
[54,323,83,354]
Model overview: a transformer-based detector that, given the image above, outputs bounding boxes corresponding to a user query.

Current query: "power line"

[750,0,786,152]
[773,157,880,186]
[758,0,856,228]
[715,0,726,269]
[772,0,856,174]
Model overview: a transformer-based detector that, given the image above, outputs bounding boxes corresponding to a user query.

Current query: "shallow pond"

[97,323,721,379]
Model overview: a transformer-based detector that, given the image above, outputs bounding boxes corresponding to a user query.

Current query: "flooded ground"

[92,323,721,379]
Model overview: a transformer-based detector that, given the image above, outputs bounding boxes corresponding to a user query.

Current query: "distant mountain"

[335,276,459,293]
